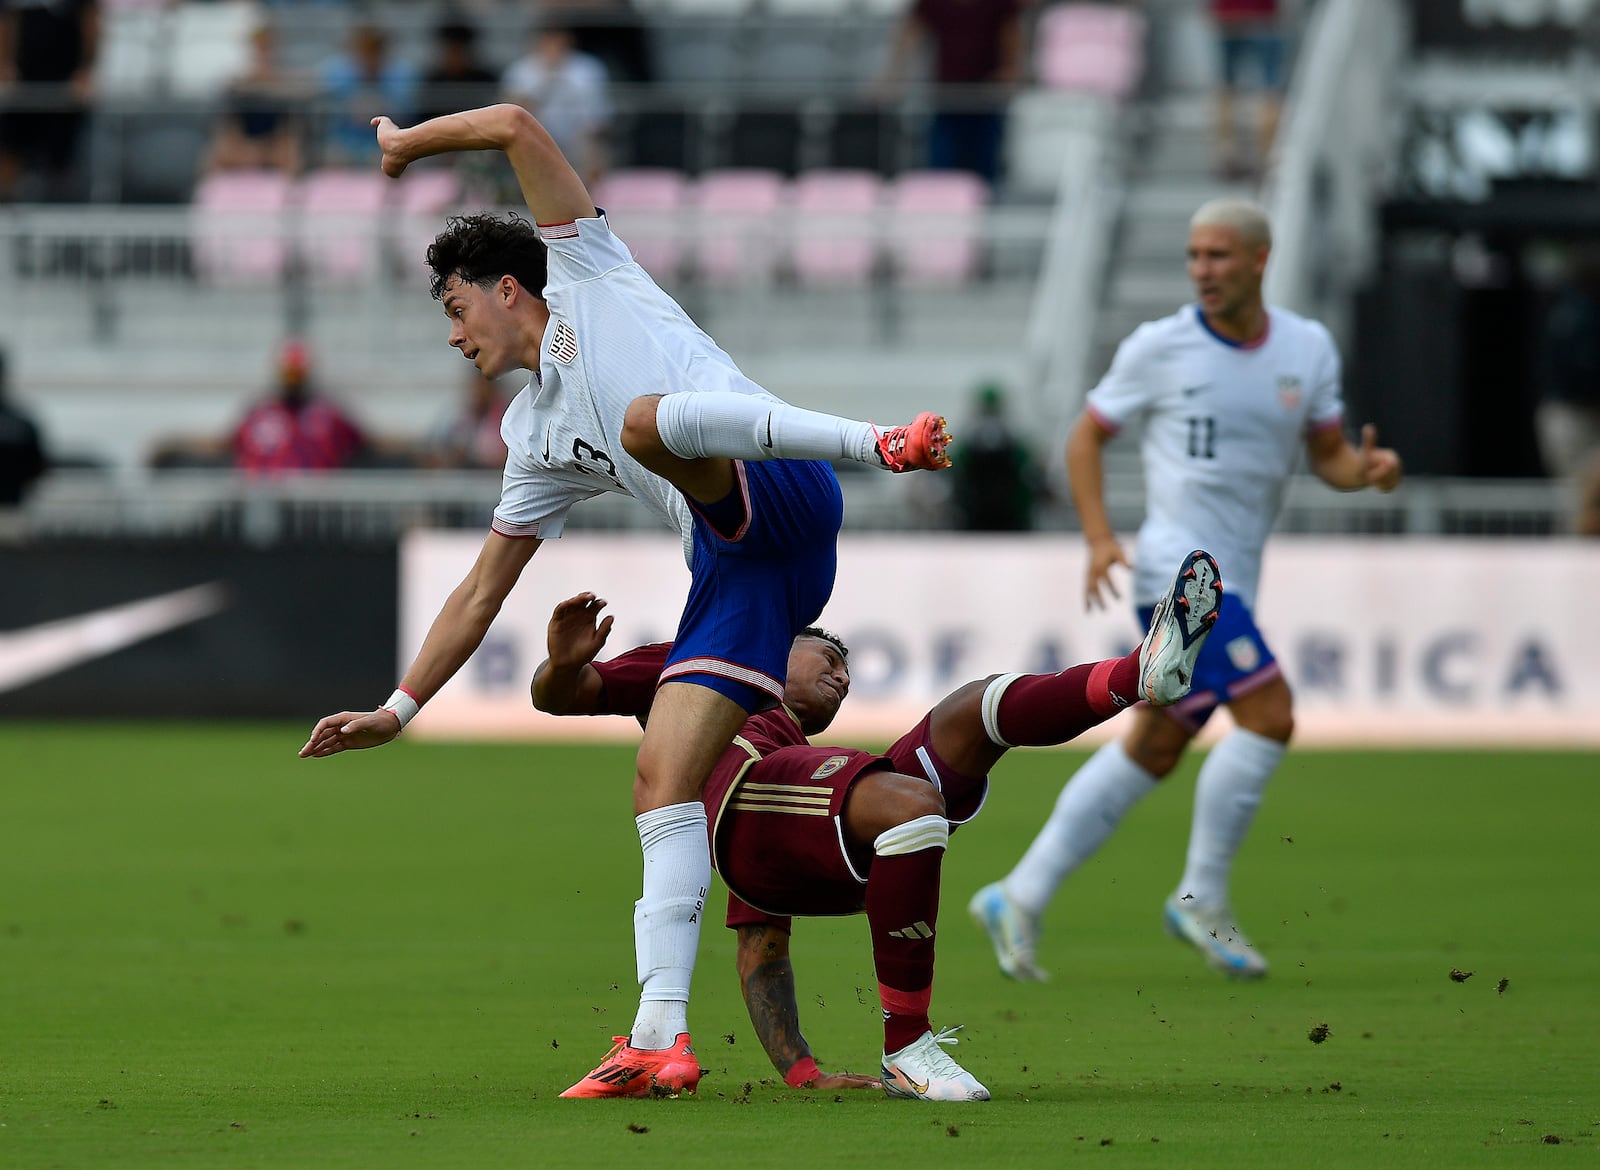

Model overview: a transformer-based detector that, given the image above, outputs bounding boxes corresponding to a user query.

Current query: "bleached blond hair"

[1190,199,1272,249]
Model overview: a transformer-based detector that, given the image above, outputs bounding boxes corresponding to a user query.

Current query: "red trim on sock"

[879,984,933,1016]
[1086,659,1119,716]
[995,656,1139,746]
[880,984,933,1053]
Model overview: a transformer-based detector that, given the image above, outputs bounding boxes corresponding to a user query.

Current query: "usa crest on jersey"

[549,319,579,364]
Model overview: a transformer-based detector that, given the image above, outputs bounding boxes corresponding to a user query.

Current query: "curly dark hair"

[426,212,549,302]
[797,626,848,662]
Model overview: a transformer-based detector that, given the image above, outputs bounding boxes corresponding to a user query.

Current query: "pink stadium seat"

[1035,3,1147,100]
[592,168,689,279]
[189,169,294,286]
[294,168,391,285]
[888,170,988,287]
[397,167,462,216]
[790,170,883,287]
[394,167,464,285]
[693,168,787,286]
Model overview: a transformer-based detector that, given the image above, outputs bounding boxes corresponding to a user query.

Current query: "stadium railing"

[1261,0,1408,338]
[14,467,1575,544]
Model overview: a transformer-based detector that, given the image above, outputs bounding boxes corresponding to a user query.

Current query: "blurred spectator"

[501,19,612,185]
[949,381,1036,531]
[554,0,653,85]
[1534,246,1600,531]
[204,23,303,176]
[415,15,510,201]
[418,17,497,124]
[0,0,99,202]
[877,0,1026,185]
[1209,0,1284,180]
[0,348,46,505]
[419,371,510,470]
[318,22,418,168]
[150,340,389,475]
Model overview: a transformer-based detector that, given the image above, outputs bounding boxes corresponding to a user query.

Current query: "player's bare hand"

[1360,424,1403,492]
[370,116,412,178]
[545,592,615,668]
[792,1069,882,1091]
[1084,535,1130,611]
[299,709,402,758]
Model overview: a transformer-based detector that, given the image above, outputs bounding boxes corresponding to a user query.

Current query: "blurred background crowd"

[0,0,1597,540]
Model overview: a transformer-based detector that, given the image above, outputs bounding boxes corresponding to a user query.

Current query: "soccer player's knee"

[620,395,664,459]
[1258,710,1294,743]
[874,812,948,858]
[874,778,947,841]
[632,765,697,812]
[1126,730,1184,778]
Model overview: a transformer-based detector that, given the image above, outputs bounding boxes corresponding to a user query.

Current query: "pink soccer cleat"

[559,1033,702,1099]
[875,412,953,472]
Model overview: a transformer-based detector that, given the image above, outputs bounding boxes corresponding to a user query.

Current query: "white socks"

[629,802,710,1050]
[1176,728,1284,908]
[1004,740,1158,917]
[654,391,880,465]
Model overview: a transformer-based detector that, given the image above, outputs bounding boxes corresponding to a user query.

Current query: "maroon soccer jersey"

[589,643,992,930]
[590,642,672,717]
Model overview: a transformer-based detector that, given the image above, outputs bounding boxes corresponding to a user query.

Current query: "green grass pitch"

[2,725,1594,1168]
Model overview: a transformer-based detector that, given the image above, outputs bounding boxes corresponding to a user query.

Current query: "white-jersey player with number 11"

[971,198,1403,980]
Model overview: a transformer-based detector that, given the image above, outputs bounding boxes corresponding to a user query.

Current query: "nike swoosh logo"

[761,413,775,450]
[0,583,230,693]
[541,425,552,462]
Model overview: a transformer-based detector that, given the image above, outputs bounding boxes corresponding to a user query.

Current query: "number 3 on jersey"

[1185,416,1217,460]
[572,437,624,488]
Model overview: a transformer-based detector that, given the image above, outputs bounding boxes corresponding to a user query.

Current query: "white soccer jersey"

[491,214,784,565]
[1085,305,1345,609]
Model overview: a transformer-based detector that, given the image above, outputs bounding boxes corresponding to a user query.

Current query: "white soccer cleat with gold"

[882,1027,990,1102]
[1139,549,1223,706]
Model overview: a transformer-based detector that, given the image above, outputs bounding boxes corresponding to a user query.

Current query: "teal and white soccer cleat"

[968,881,1048,982]
[882,1027,990,1102]
[1163,894,1269,978]
[1138,549,1223,706]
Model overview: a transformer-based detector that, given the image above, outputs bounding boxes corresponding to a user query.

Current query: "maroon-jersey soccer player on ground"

[531,553,1221,1100]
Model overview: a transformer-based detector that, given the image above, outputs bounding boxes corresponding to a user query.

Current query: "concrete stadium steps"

[11,277,1033,471]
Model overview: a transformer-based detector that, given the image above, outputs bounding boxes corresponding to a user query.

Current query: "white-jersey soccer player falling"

[494,215,781,564]
[1084,305,1343,611]
[300,102,956,1102]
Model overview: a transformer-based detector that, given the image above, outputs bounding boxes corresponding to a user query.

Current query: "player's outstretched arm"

[1066,411,1129,610]
[371,104,595,228]
[1306,423,1403,493]
[735,923,881,1092]
[530,593,613,714]
[300,532,541,759]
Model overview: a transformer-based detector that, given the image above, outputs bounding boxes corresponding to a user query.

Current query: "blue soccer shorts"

[660,458,843,712]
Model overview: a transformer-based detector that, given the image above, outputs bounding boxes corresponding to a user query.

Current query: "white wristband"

[383,688,420,729]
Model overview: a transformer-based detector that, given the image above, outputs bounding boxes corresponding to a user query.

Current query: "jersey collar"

[1194,305,1271,350]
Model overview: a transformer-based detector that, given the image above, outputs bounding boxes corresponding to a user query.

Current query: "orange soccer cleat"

[875,412,953,472]
[559,1033,702,1099]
